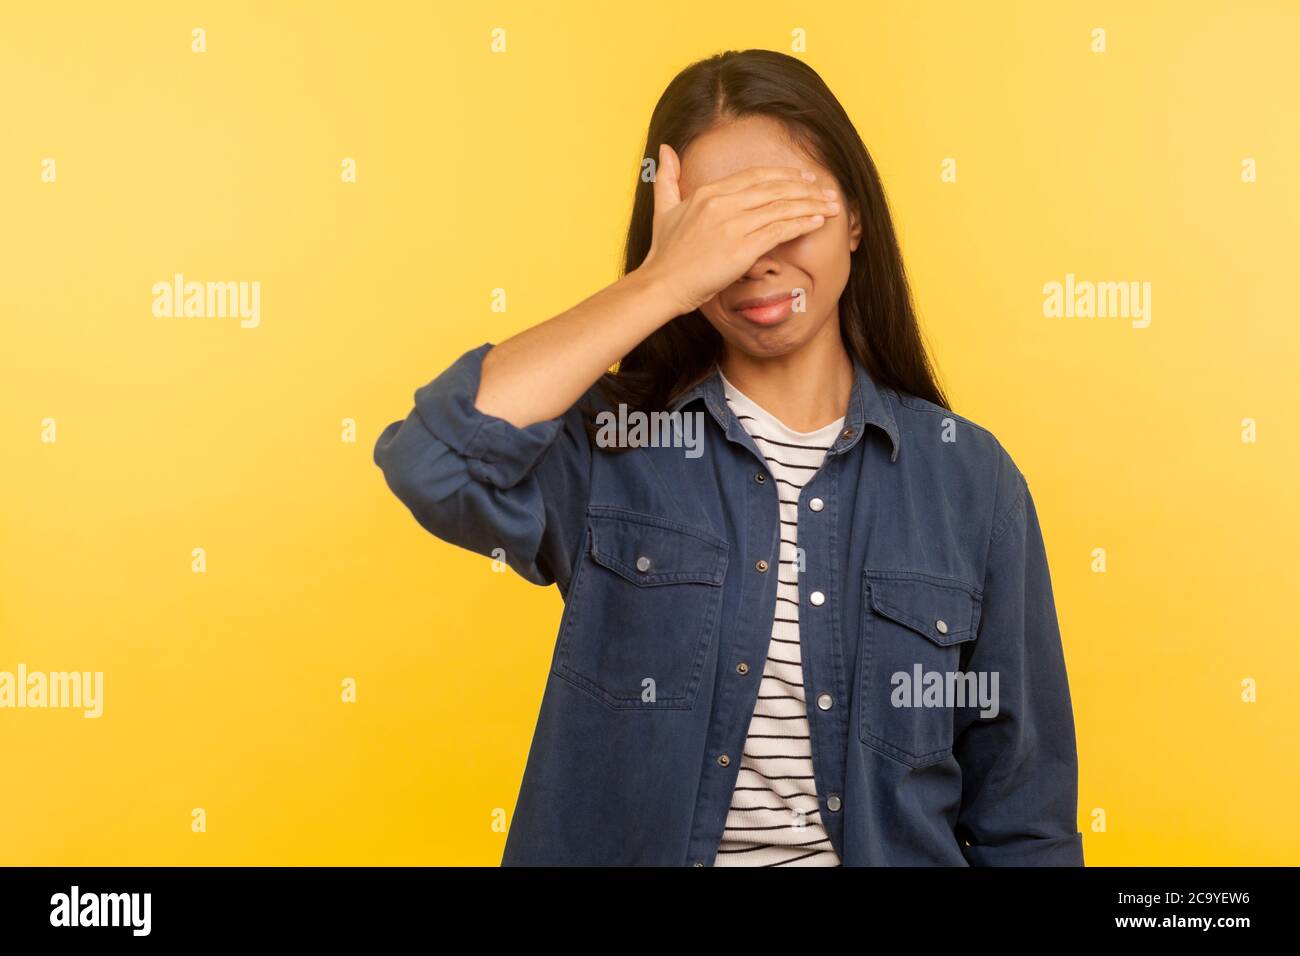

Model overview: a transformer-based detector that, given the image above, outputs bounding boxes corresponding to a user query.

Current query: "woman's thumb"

[653,143,681,210]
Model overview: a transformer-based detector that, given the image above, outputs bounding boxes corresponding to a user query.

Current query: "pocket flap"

[587,508,728,587]
[864,570,982,645]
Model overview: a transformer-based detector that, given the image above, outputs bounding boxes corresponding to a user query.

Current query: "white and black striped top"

[713,369,844,867]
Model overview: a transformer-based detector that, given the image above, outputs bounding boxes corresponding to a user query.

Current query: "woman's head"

[595,48,949,428]
[674,112,860,362]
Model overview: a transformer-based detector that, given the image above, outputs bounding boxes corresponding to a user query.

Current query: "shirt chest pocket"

[553,506,729,710]
[857,569,983,768]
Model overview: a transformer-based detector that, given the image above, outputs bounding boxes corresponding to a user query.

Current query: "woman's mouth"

[735,292,796,326]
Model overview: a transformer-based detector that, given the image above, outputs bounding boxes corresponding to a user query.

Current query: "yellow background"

[2,0,1296,865]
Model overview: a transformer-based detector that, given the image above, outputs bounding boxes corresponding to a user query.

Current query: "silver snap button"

[935,619,948,634]
[826,794,842,812]
[636,555,651,572]
[809,497,824,512]
[817,693,833,710]
[754,472,766,483]
[809,590,825,606]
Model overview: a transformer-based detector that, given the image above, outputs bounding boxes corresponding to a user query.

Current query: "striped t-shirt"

[713,368,845,867]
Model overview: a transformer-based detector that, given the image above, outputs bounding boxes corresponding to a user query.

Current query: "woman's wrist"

[623,262,694,325]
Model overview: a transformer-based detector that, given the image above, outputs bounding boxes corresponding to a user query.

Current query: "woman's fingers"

[697,163,815,202]
[734,195,840,237]
[725,176,836,212]
[740,214,828,259]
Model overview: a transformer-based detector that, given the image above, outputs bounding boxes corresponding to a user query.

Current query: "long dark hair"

[582,48,950,447]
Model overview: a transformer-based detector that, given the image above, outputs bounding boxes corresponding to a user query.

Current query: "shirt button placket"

[806,495,828,746]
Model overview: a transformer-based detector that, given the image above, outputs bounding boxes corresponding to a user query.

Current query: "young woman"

[374,49,1083,867]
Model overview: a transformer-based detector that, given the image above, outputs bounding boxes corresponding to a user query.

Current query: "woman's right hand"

[637,143,842,316]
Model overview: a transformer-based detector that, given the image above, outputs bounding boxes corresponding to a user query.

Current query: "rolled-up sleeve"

[953,455,1085,866]
[373,342,594,592]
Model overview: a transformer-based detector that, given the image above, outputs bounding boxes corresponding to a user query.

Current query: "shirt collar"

[667,353,901,462]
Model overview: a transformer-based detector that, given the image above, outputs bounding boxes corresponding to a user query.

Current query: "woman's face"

[677,114,861,360]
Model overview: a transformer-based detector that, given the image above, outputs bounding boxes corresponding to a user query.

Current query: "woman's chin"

[721,317,820,359]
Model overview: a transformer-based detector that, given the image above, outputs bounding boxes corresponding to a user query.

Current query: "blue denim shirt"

[374,342,1085,866]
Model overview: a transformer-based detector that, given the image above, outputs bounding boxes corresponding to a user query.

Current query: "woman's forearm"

[472,266,683,428]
